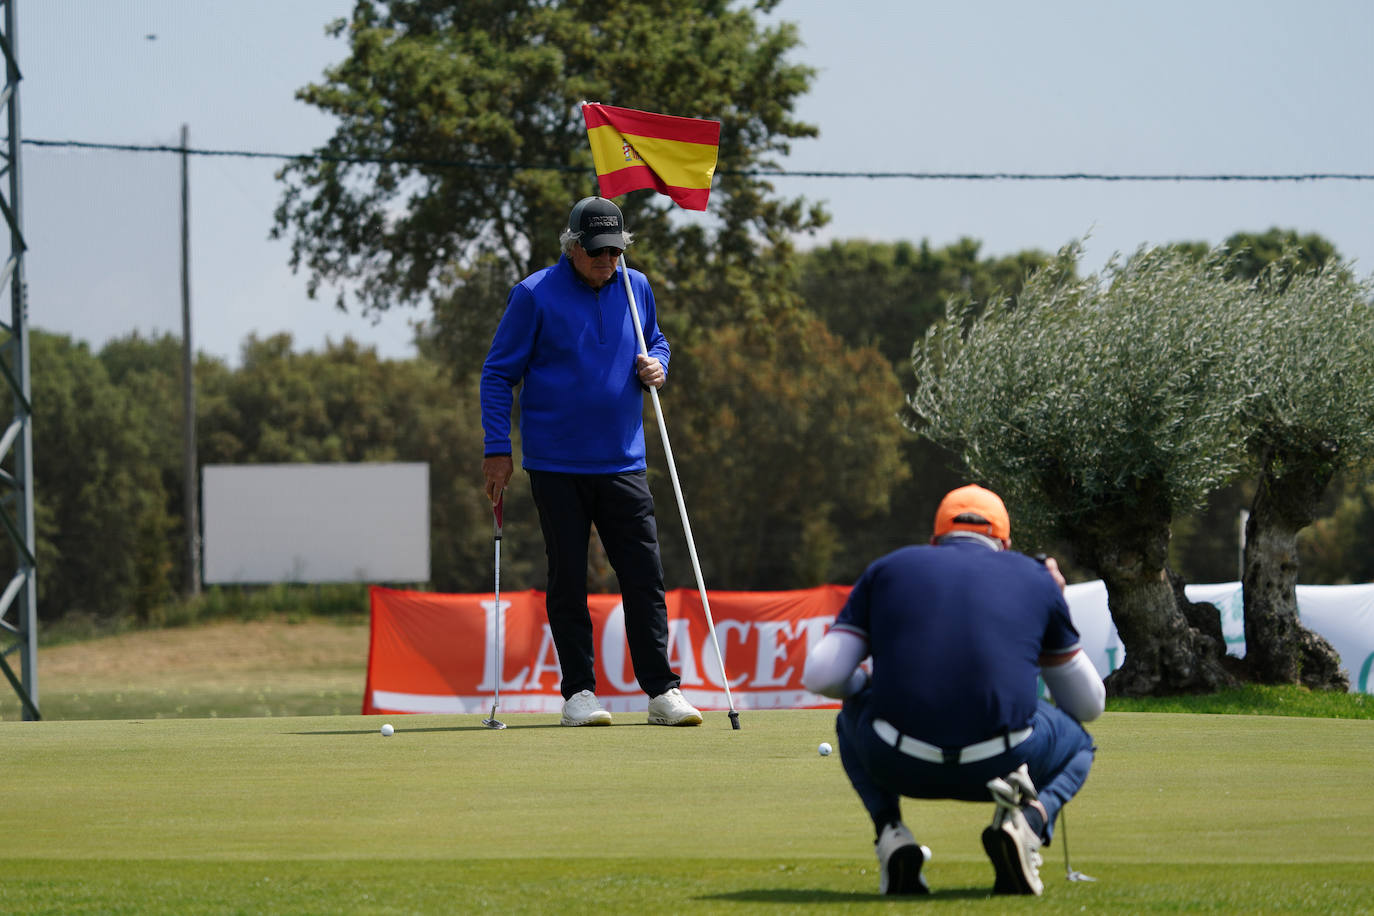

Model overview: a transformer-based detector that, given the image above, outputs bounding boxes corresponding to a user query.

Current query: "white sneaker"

[646,687,702,726]
[560,690,612,727]
[982,778,1044,896]
[875,821,931,895]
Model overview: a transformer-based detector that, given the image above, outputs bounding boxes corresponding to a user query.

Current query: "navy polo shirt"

[831,538,1080,749]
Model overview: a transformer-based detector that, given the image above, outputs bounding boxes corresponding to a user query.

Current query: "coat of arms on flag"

[582,103,721,211]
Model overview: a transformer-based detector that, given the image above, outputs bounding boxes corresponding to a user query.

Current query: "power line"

[21,137,1374,182]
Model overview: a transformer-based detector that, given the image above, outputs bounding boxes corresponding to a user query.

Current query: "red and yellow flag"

[582,103,721,211]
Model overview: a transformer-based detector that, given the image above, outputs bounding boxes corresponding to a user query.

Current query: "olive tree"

[910,246,1262,696]
[1237,264,1374,688]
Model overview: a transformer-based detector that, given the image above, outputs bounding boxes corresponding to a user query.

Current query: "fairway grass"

[0,617,369,721]
[2,710,1372,914]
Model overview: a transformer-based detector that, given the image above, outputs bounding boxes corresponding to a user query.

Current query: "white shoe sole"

[647,711,703,726]
[560,711,612,727]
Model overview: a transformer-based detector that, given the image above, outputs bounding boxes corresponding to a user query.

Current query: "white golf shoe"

[560,690,612,727]
[983,772,1044,895]
[875,821,932,895]
[646,687,702,726]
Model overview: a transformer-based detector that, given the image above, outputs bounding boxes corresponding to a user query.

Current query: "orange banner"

[364,585,850,715]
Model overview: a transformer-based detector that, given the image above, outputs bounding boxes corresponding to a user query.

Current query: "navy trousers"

[528,469,679,699]
[835,690,1095,843]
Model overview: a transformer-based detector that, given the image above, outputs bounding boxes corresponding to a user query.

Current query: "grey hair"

[560,227,635,256]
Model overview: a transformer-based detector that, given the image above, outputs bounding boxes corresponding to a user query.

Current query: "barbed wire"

[22,138,1374,182]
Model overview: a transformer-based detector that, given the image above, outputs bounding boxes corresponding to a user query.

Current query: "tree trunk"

[1167,567,1225,651]
[1242,448,1350,690]
[1071,508,1235,697]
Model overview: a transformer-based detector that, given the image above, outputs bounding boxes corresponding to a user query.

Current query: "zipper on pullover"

[596,285,607,345]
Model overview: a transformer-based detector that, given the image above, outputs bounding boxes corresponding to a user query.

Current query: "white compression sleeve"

[1041,649,1106,722]
[801,629,869,699]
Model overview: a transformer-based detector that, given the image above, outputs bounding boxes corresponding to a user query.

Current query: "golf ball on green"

[380,723,394,737]
[818,741,832,756]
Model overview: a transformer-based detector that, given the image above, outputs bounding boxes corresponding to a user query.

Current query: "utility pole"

[181,124,200,595]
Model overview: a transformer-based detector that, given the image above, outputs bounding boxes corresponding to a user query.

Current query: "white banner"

[1064,581,1374,694]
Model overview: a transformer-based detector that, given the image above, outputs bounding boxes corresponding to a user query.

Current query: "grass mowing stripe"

[1,710,1372,913]
[4,860,1373,915]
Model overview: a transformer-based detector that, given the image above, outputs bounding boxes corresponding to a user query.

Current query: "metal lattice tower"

[0,0,39,721]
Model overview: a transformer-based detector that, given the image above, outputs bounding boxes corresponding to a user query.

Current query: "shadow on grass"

[293,719,725,736]
[700,887,992,904]
[293,722,568,736]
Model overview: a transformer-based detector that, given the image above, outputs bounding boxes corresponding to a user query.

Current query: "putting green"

[1,710,1371,913]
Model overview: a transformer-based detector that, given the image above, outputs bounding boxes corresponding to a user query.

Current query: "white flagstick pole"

[619,256,740,729]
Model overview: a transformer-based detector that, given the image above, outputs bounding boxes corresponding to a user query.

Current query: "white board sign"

[202,463,429,584]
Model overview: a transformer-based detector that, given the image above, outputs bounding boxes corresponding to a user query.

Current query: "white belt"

[873,718,1032,765]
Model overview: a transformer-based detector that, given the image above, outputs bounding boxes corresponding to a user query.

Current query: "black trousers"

[528,469,680,700]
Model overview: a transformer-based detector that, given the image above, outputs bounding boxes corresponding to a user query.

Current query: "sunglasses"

[586,246,623,259]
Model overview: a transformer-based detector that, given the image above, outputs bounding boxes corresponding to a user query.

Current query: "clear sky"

[15,0,1374,365]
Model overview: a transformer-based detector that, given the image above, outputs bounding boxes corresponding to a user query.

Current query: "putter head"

[482,703,507,729]
[728,710,740,730]
[1066,869,1096,882]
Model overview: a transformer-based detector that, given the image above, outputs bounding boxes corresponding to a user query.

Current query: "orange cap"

[933,484,1010,541]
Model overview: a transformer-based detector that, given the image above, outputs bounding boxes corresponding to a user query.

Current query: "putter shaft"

[485,493,507,730]
[1059,807,1096,882]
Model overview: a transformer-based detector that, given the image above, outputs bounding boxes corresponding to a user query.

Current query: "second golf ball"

[380,723,394,737]
[818,741,832,756]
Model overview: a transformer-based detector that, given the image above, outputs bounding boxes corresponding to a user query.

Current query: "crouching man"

[802,484,1105,895]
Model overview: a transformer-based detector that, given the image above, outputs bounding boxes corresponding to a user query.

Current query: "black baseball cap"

[568,197,629,250]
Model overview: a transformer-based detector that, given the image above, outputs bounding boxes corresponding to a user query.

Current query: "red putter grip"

[493,492,504,533]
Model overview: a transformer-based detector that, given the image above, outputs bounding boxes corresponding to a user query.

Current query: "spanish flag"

[582,103,721,211]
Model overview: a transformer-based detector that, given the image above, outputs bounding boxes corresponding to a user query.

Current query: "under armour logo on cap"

[568,196,629,251]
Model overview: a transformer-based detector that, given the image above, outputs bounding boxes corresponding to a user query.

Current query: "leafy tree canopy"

[274,0,826,326]
[1220,227,1340,282]
[797,237,1053,370]
[30,332,175,620]
[1240,262,1374,468]
[659,310,909,588]
[910,244,1261,550]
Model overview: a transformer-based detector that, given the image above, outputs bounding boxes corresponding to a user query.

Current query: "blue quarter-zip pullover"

[480,255,670,473]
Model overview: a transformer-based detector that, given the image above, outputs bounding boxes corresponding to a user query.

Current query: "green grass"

[3,618,1374,912]
[34,584,373,648]
[1,710,1372,913]
[0,616,370,722]
[1106,683,1374,719]
[8,614,1371,723]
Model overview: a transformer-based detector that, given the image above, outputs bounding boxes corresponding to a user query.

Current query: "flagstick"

[619,257,741,730]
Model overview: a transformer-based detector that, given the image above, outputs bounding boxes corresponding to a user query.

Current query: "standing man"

[802,484,1104,896]
[480,196,702,728]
